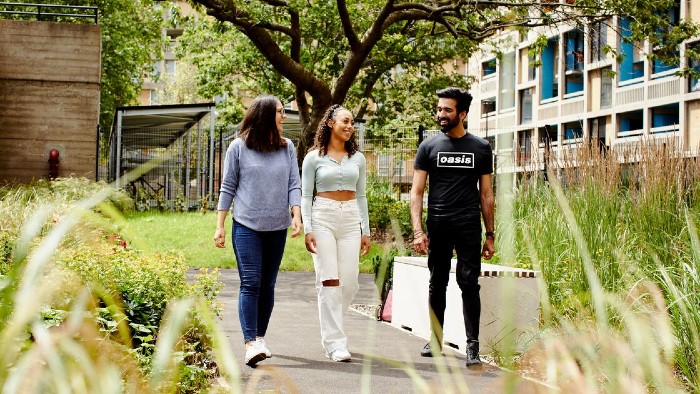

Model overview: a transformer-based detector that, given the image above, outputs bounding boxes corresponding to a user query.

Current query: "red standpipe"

[48,149,60,180]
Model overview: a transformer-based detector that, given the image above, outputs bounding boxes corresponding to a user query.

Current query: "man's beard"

[437,116,460,133]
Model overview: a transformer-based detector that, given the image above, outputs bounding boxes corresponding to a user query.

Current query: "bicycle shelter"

[104,103,216,210]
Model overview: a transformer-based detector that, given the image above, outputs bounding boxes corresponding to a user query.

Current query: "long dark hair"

[312,104,359,156]
[238,95,287,152]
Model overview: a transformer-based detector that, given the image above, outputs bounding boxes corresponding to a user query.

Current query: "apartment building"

[139,0,195,105]
[464,0,700,177]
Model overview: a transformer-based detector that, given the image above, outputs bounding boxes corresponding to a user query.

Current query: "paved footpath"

[191,268,545,394]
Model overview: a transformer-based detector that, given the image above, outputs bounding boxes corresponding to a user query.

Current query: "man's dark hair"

[436,87,473,114]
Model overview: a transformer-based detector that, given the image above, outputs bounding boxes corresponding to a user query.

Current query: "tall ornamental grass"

[512,138,700,391]
[0,178,226,393]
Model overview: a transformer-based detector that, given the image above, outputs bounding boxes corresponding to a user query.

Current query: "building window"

[619,18,645,83]
[482,58,497,78]
[618,110,644,137]
[541,37,559,101]
[527,55,536,81]
[588,116,607,147]
[482,99,496,114]
[652,0,681,75]
[482,98,496,136]
[500,52,516,110]
[517,129,533,166]
[563,121,583,141]
[689,44,700,92]
[651,103,679,133]
[601,67,613,108]
[590,21,608,63]
[564,30,584,96]
[519,88,533,124]
[149,90,159,105]
[564,29,584,72]
[539,125,559,151]
[151,61,162,79]
[165,60,176,74]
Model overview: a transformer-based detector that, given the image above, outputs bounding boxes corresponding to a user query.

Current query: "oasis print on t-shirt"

[436,152,474,169]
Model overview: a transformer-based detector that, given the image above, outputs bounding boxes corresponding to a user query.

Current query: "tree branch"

[332,0,396,103]
[194,0,331,101]
[337,0,360,50]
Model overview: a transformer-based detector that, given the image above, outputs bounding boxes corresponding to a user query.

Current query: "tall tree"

[94,0,165,135]
[185,0,697,153]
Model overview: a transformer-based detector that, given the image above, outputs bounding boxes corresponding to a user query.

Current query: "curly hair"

[312,104,359,157]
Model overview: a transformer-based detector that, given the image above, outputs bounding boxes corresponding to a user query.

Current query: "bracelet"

[485,231,495,238]
[413,231,424,238]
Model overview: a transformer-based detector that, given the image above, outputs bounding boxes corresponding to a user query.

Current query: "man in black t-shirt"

[409,87,495,367]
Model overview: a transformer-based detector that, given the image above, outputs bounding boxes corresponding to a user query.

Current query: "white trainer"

[244,340,267,366]
[327,348,352,362]
[256,337,272,358]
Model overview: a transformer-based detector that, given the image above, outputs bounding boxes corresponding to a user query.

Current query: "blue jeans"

[231,220,287,343]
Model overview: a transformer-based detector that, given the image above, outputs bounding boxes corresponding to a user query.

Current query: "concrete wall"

[391,257,541,354]
[0,19,101,183]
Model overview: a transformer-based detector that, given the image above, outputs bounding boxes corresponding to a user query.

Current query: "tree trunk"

[295,97,329,167]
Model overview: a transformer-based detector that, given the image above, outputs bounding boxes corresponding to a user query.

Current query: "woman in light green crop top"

[301,104,370,362]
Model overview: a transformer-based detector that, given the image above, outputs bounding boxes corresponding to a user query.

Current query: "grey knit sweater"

[217,138,302,231]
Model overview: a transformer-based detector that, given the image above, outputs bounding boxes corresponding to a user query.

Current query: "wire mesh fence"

[102,125,216,211]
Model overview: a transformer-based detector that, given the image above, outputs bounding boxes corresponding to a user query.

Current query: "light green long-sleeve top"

[301,149,370,236]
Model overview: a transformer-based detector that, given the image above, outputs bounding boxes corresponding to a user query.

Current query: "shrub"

[53,244,221,383]
[0,177,221,392]
[366,174,414,242]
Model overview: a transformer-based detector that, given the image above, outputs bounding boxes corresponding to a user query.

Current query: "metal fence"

[0,2,98,23]
[362,135,420,201]
[101,104,217,211]
[103,126,215,211]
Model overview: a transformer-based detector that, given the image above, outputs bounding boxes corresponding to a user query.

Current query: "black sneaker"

[420,342,441,357]
[465,341,482,366]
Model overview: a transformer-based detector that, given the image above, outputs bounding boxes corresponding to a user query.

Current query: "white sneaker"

[256,337,272,358]
[327,348,352,362]
[244,340,267,366]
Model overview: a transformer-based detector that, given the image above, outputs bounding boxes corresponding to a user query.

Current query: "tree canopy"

[182,0,697,152]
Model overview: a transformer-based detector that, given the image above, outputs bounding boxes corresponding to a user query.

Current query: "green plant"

[365,173,414,242]
[371,247,398,307]
[0,230,13,274]
[511,139,700,389]
[0,177,224,393]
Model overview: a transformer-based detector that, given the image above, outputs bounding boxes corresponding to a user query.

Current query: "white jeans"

[311,197,361,353]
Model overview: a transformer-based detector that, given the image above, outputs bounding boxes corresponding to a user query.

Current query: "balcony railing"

[0,2,98,23]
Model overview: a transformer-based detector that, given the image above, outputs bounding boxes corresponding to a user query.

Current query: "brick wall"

[0,19,101,183]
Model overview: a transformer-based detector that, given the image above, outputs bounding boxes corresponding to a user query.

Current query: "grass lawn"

[122,211,386,273]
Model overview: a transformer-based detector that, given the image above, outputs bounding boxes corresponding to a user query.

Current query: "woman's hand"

[213,228,226,248]
[290,216,302,238]
[305,233,317,253]
[360,235,371,256]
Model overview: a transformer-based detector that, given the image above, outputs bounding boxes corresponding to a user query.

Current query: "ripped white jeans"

[311,197,361,353]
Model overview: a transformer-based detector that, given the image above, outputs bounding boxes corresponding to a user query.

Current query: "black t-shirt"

[414,132,493,224]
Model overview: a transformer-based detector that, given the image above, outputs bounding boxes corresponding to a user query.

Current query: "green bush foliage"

[0,177,222,392]
[365,173,413,240]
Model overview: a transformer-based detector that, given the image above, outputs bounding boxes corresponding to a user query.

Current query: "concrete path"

[192,269,544,393]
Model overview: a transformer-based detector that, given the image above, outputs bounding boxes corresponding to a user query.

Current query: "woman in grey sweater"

[214,95,302,367]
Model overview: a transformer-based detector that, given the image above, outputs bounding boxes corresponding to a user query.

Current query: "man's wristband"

[485,231,495,239]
